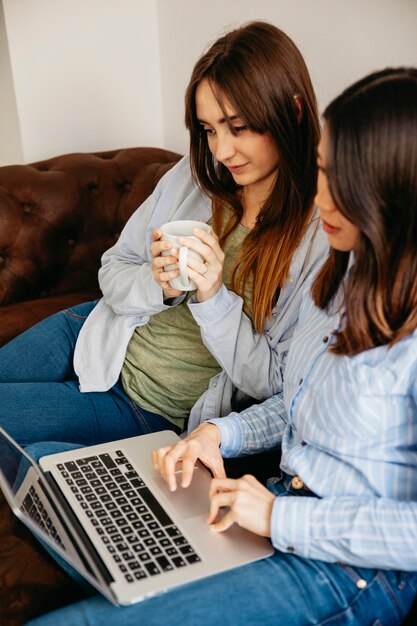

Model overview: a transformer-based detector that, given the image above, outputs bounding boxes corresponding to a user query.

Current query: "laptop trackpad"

[153,467,210,519]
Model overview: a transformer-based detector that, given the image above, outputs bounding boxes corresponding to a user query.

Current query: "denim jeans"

[22,445,417,626]
[0,301,179,447]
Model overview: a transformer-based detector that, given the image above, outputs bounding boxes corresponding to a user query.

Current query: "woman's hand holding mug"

[152,220,224,302]
[176,226,225,302]
[150,229,183,300]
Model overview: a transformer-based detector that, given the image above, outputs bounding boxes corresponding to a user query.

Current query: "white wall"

[157,0,417,154]
[2,0,417,165]
[3,0,163,164]
[0,0,23,164]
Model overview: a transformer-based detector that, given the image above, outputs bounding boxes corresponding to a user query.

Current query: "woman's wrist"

[196,422,222,448]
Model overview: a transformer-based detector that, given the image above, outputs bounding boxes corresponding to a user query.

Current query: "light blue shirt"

[210,281,417,571]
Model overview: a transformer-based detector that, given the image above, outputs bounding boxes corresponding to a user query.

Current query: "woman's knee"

[0,301,98,383]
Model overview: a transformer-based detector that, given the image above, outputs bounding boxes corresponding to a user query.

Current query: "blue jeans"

[0,301,179,446]
[23,444,417,626]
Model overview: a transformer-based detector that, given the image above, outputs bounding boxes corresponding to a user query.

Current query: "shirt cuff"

[147,277,186,309]
[270,495,317,557]
[207,414,246,457]
[147,274,165,307]
[188,284,241,324]
[163,294,186,306]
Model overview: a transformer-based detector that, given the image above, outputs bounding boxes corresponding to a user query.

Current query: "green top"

[121,210,252,430]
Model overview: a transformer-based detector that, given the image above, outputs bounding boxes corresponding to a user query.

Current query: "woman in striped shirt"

[26,69,417,625]
[152,68,417,625]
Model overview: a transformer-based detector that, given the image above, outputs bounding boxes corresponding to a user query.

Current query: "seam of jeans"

[336,564,405,620]
[63,300,98,321]
[375,571,408,620]
[336,563,368,587]
[63,309,90,321]
[317,568,410,626]
[401,571,417,594]
[128,397,180,434]
[126,397,154,434]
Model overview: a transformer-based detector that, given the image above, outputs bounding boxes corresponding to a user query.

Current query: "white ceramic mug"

[160,220,211,291]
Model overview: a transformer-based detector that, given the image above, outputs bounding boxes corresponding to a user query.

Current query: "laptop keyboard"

[56,450,201,584]
[21,484,65,548]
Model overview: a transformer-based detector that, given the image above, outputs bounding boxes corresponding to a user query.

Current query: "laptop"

[0,427,273,606]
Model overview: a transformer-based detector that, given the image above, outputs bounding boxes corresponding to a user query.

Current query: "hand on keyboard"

[151,423,225,492]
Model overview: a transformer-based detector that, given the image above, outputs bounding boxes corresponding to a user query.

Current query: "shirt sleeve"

[208,392,288,457]
[188,286,288,399]
[187,219,328,400]
[271,494,417,570]
[98,156,208,317]
[98,166,173,316]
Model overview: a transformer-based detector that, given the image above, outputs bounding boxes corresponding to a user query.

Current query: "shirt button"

[301,441,307,446]
[322,336,329,343]
[356,579,367,589]
[291,476,304,490]
[287,546,295,553]
[299,378,303,385]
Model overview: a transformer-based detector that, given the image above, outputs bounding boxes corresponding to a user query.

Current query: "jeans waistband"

[267,471,318,499]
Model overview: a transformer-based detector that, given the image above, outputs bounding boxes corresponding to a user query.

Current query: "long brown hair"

[312,67,417,355]
[184,21,320,331]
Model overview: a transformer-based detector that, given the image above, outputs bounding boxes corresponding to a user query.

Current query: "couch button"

[87,183,98,195]
[67,239,75,246]
[124,182,131,192]
[0,255,5,265]
[23,204,32,213]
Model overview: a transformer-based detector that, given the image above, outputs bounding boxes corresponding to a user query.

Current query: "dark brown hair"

[184,21,320,331]
[312,67,417,354]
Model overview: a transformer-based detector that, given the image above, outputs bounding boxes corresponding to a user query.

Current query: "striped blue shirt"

[210,283,417,570]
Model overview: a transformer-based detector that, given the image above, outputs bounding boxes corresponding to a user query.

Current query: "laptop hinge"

[42,470,114,586]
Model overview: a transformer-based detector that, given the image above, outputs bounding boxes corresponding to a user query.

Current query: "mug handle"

[178,246,191,290]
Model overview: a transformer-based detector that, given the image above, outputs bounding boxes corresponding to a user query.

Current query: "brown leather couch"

[0,146,181,625]
[0,147,181,348]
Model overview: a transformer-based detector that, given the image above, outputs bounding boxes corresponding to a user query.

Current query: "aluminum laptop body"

[0,427,273,606]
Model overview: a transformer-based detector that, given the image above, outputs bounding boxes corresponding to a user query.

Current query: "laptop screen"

[0,427,35,498]
[0,427,110,596]
[0,428,71,552]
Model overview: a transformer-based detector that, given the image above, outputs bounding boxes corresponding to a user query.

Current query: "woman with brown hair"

[0,21,326,445]
[25,67,417,626]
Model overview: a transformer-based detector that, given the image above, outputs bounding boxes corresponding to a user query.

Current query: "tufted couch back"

[0,147,182,346]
